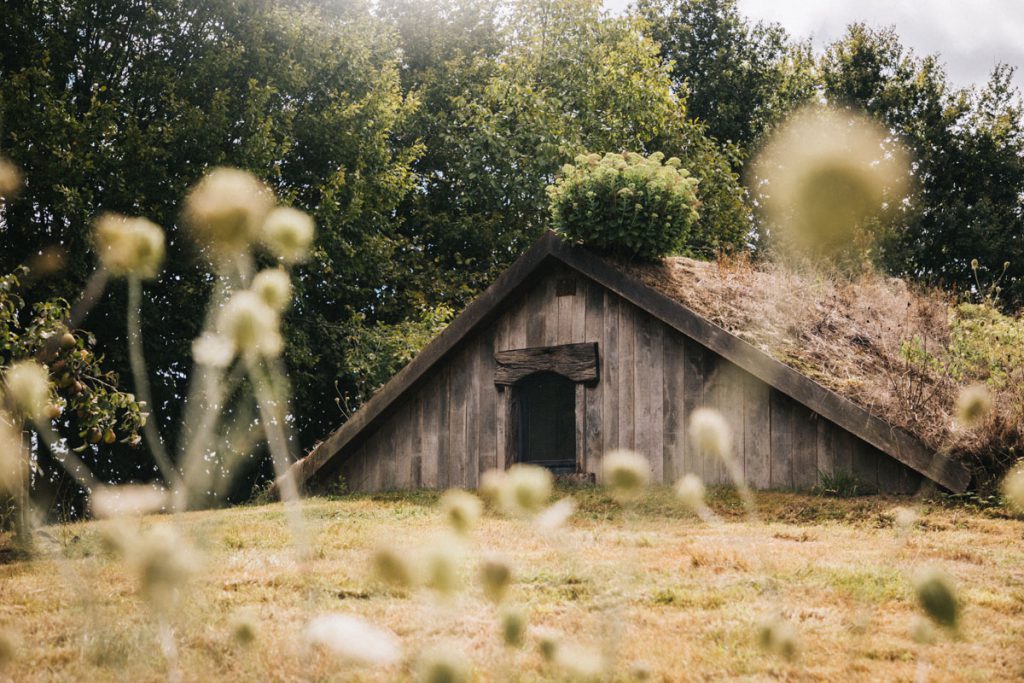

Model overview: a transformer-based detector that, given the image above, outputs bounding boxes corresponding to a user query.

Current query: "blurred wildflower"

[217,290,282,359]
[192,332,235,369]
[0,418,25,494]
[913,567,960,631]
[305,613,401,666]
[956,384,991,427]
[479,555,513,604]
[536,627,560,662]
[1003,463,1024,514]
[688,408,731,461]
[3,360,50,422]
[415,645,470,683]
[535,498,576,531]
[0,158,22,199]
[90,485,167,519]
[0,629,14,669]
[500,606,527,648]
[129,525,199,614]
[757,614,800,661]
[602,450,649,502]
[372,545,416,589]
[251,268,292,313]
[629,661,652,680]
[423,539,462,597]
[910,616,937,645]
[93,214,165,279]
[753,105,907,260]
[260,206,315,264]
[892,506,918,532]
[674,473,706,514]
[439,489,483,535]
[555,643,605,680]
[184,168,273,261]
[229,609,258,647]
[478,468,507,505]
[498,464,553,516]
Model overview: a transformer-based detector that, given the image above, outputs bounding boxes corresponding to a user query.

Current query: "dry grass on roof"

[622,254,1010,479]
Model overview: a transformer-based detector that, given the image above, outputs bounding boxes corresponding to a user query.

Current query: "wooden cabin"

[286,232,969,495]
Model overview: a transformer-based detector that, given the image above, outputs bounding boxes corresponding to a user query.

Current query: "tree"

[638,0,815,156]
[819,25,1024,306]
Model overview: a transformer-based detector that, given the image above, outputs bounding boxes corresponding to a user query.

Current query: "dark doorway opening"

[513,371,576,474]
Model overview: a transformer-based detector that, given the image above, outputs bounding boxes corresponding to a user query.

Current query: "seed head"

[90,485,167,519]
[500,606,527,648]
[305,613,401,666]
[251,268,292,313]
[229,609,258,647]
[423,540,462,597]
[439,489,483,536]
[217,290,282,358]
[602,450,649,502]
[535,627,560,662]
[688,408,732,460]
[757,614,800,661]
[535,498,576,531]
[479,555,513,604]
[499,464,553,516]
[192,332,236,368]
[260,206,315,264]
[891,506,918,532]
[0,629,14,669]
[184,168,273,261]
[478,468,507,505]
[1002,464,1024,515]
[4,360,50,422]
[93,214,165,278]
[0,158,22,200]
[674,473,706,513]
[910,616,936,645]
[555,643,605,680]
[956,384,991,428]
[0,418,26,495]
[415,645,470,683]
[372,545,416,589]
[130,525,199,614]
[913,567,960,631]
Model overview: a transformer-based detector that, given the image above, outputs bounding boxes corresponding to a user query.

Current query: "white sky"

[606,0,1024,91]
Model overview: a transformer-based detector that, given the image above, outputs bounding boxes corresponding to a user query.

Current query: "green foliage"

[0,268,144,451]
[946,303,1024,390]
[547,152,700,259]
[813,471,875,498]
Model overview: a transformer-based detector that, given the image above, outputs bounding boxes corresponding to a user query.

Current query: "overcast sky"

[607,0,1024,91]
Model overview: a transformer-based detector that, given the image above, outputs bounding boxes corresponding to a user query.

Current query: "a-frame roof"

[285,232,970,493]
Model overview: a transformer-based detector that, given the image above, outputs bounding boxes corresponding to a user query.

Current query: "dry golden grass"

[1,488,1022,682]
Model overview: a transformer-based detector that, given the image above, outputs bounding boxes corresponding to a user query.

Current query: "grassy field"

[1,487,1022,681]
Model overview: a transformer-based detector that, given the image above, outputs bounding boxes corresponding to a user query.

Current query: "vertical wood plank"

[816,418,837,483]
[681,336,705,478]
[584,278,604,475]
[792,406,818,490]
[853,440,880,491]
[702,356,724,484]
[420,373,440,488]
[394,403,411,489]
[436,365,450,488]
[601,292,620,457]
[466,341,481,490]
[617,300,636,451]
[634,316,663,482]
[557,282,573,345]
[572,278,587,343]
[382,423,397,490]
[478,328,497,479]
[526,278,548,347]
[575,384,586,473]
[770,389,794,489]
[449,348,470,488]
[662,330,686,484]
[743,373,772,490]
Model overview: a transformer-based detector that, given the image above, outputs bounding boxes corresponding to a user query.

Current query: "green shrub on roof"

[547,151,700,260]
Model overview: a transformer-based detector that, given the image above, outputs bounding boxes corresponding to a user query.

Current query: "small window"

[514,371,576,474]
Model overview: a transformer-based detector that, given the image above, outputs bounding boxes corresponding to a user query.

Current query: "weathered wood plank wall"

[336,264,921,494]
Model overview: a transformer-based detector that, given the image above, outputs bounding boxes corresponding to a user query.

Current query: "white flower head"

[1003,464,1024,515]
[479,554,513,604]
[415,644,470,683]
[956,384,992,428]
[422,539,463,597]
[371,545,416,589]
[305,613,401,666]
[757,614,800,661]
[192,332,236,368]
[0,418,27,495]
[3,360,50,422]
[0,158,22,200]
[251,268,293,313]
[439,489,483,536]
[674,473,706,513]
[184,168,273,261]
[688,408,732,460]
[260,206,315,264]
[90,484,168,519]
[129,524,200,614]
[555,642,605,680]
[602,450,649,502]
[478,468,507,505]
[217,290,282,358]
[499,464,553,516]
[93,214,165,279]
[535,497,576,531]
[891,506,918,531]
